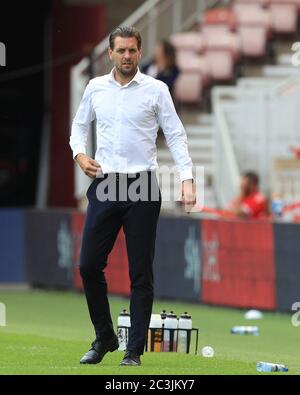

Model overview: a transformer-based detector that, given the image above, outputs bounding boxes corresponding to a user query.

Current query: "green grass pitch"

[0,290,298,375]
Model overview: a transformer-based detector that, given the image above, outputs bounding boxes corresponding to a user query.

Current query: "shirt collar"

[109,66,143,86]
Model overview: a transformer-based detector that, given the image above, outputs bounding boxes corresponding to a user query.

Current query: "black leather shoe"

[120,351,141,366]
[80,335,119,364]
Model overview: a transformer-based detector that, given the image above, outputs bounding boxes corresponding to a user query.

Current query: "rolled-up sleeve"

[69,82,95,159]
[155,82,193,182]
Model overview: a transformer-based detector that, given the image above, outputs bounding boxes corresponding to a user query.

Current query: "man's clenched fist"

[75,153,102,179]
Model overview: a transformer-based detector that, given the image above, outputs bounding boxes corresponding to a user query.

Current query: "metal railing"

[212,87,240,208]
[73,0,219,79]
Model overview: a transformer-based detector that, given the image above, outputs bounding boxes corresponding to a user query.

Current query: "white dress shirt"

[70,67,193,182]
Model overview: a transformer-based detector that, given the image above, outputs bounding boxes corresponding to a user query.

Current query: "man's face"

[240,176,252,195]
[108,36,141,77]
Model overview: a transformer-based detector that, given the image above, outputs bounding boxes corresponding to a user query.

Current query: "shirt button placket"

[115,89,124,170]
[113,87,121,169]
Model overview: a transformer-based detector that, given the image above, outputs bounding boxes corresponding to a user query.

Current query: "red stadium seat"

[204,50,235,81]
[232,2,265,12]
[203,31,242,63]
[268,1,298,33]
[235,5,271,29]
[176,53,211,87]
[174,73,203,104]
[201,8,237,31]
[232,0,269,6]
[170,32,204,55]
[201,24,231,36]
[238,26,268,56]
[235,6,271,57]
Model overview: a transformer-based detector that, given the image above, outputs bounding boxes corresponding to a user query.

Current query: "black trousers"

[79,172,161,355]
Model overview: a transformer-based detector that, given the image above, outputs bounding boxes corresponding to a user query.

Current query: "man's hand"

[181,179,196,214]
[75,153,102,179]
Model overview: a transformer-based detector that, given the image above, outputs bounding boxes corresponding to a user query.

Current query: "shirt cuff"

[72,146,86,160]
[179,168,193,182]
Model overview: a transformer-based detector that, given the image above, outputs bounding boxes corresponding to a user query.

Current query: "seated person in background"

[141,39,180,96]
[227,171,268,219]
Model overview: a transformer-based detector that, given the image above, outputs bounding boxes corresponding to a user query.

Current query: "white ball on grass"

[201,346,214,358]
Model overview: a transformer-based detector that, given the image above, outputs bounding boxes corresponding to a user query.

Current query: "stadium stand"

[168,0,300,212]
[70,0,300,214]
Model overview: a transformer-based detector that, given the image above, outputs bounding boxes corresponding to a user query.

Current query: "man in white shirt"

[70,26,196,366]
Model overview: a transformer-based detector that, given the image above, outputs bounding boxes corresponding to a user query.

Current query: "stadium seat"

[232,0,269,6]
[268,1,298,33]
[201,24,232,36]
[200,7,237,31]
[170,32,204,55]
[174,73,203,104]
[235,5,271,30]
[204,50,235,81]
[238,26,268,57]
[232,3,265,12]
[203,31,242,63]
[176,53,211,87]
[235,6,271,57]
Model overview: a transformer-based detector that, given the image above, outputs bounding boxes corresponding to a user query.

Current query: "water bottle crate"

[117,326,199,354]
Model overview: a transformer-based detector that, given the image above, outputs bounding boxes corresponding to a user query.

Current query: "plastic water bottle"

[256,361,288,372]
[148,314,164,352]
[160,310,167,320]
[117,309,131,351]
[230,326,259,335]
[163,311,178,352]
[177,312,192,353]
[271,193,284,219]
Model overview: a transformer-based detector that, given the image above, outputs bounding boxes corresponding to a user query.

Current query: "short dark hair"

[243,171,259,186]
[109,26,142,50]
